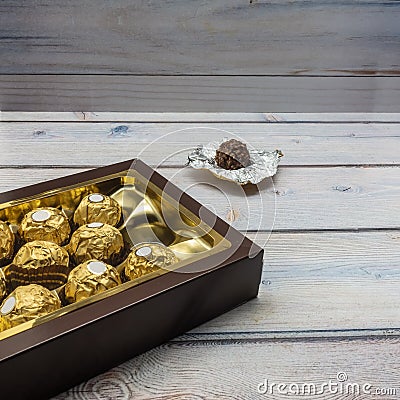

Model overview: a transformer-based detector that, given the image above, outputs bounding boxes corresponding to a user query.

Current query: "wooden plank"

[1,1,399,76]
[194,276,400,335]
[0,167,399,231]
[134,166,400,231]
[1,75,399,112]
[253,231,400,280]
[0,112,267,123]
[4,121,400,138]
[53,338,400,400]
[2,112,400,123]
[194,240,400,335]
[190,231,400,336]
[1,122,400,167]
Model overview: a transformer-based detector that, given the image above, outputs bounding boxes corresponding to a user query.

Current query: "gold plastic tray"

[0,166,231,340]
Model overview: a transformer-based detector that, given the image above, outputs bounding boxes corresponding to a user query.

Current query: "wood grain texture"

[1,113,400,399]
[1,122,400,167]
[1,75,400,112]
[1,0,399,76]
[0,112,268,123]
[1,1,399,112]
[2,112,400,123]
[0,166,399,231]
[193,276,400,335]
[53,338,400,400]
[169,230,400,336]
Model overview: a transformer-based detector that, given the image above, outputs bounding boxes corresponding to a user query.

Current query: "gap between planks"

[53,336,400,400]
[177,328,400,342]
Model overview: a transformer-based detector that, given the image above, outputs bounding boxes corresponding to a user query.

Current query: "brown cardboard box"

[0,159,263,399]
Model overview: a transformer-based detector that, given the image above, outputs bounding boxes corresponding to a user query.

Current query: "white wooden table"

[0,112,399,399]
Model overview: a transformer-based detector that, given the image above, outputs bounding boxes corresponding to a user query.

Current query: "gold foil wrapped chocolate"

[0,284,61,332]
[68,223,124,266]
[0,221,15,266]
[124,243,178,281]
[0,269,7,303]
[8,241,70,290]
[73,193,122,227]
[19,207,71,246]
[64,260,122,303]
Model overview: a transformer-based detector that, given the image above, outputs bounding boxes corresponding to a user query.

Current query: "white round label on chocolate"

[88,194,104,203]
[136,246,152,258]
[87,222,104,228]
[87,261,107,275]
[32,209,51,222]
[1,296,16,315]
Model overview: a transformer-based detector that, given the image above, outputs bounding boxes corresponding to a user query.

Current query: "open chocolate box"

[0,159,263,399]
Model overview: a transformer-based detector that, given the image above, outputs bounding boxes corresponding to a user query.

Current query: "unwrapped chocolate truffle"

[68,223,124,266]
[64,260,122,303]
[19,207,71,246]
[0,284,61,332]
[73,193,122,227]
[8,240,70,290]
[124,243,178,281]
[0,221,15,266]
[215,139,251,170]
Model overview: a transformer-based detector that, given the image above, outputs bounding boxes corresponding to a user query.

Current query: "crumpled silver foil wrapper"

[188,139,283,185]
